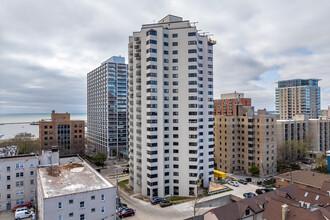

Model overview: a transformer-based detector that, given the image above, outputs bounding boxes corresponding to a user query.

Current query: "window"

[30,171,34,176]
[188,65,197,70]
[101,206,105,213]
[188,49,197,53]
[69,213,74,217]
[146,39,157,44]
[172,66,178,70]
[80,214,85,220]
[91,208,95,212]
[172,50,178,54]
[164,50,168,55]
[172,59,178,63]
[147,48,157,53]
[101,194,105,201]
[172,33,178,38]
[7,176,10,181]
[58,201,62,209]
[188,58,197,62]
[15,163,24,169]
[16,190,24,196]
[91,195,95,200]
[30,179,34,185]
[188,32,196,36]
[58,215,62,220]
[7,166,10,172]
[164,42,168,46]
[80,201,85,209]
[146,29,157,36]
[172,42,178,46]
[188,40,197,45]
[164,33,168,38]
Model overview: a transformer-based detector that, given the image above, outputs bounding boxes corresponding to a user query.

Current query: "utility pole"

[261,160,264,186]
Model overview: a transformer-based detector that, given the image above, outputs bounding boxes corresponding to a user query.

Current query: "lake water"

[0,113,87,140]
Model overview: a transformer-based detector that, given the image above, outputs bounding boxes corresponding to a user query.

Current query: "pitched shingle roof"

[275,170,330,189]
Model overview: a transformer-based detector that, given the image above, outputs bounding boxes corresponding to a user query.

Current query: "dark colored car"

[255,189,266,194]
[151,197,165,205]
[123,168,129,173]
[159,200,173,207]
[13,202,32,212]
[264,188,275,192]
[119,208,135,218]
[238,179,248,185]
[243,192,256,198]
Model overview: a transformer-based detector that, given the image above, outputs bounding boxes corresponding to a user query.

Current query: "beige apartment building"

[276,113,330,154]
[39,110,85,156]
[214,106,277,176]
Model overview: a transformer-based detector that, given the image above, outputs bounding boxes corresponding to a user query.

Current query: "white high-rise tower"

[128,15,215,197]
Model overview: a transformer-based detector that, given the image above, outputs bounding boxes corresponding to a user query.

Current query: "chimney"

[282,204,288,220]
[305,202,310,210]
[299,201,304,207]
[51,146,60,165]
[327,191,330,196]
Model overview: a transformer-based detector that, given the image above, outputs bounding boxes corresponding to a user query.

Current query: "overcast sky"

[0,0,329,114]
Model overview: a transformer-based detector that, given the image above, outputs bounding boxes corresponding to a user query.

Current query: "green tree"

[278,140,311,162]
[249,165,259,175]
[314,156,327,173]
[92,152,107,166]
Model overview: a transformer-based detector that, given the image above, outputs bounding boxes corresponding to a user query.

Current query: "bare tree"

[190,194,202,220]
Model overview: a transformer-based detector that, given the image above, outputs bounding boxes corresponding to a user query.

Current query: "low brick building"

[275,170,330,190]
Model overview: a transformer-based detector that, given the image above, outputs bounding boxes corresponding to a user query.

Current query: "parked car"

[243,192,256,198]
[264,188,275,192]
[13,202,32,212]
[238,179,248,185]
[119,208,135,218]
[228,181,239,187]
[159,200,173,207]
[123,168,129,173]
[15,210,33,220]
[15,208,28,213]
[255,189,266,194]
[119,203,128,208]
[151,197,165,205]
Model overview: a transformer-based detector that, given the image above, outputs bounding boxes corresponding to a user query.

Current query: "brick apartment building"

[214,92,251,116]
[214,105,277,176]
[39,110,85,156]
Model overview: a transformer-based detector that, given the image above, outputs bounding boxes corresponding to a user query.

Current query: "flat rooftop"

[38,159,113,198]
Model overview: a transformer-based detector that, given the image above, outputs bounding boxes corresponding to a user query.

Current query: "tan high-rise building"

[39,110,85,156]
[214,106,277,176]
[275,79,321,120]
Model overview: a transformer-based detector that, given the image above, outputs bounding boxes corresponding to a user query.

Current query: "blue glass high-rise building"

[87,56,128,158]
[276,79,320,120]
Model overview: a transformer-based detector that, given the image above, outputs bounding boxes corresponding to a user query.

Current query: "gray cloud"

[0,0,329,113]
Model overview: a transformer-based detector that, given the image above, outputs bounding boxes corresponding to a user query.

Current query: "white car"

[228,181,239,187]
[15,210,33,220]
[15,207,28,213]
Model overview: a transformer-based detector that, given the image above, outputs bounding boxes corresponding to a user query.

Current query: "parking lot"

[0,208,35,220]
[0,210,34,220]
